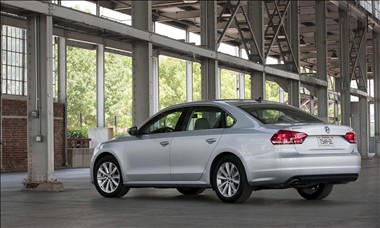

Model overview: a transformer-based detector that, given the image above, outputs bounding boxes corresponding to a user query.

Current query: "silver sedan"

[90,100,361,203]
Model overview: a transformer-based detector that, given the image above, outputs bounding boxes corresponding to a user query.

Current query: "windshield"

[238,104,323,124]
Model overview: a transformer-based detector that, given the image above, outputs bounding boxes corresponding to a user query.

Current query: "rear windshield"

[238,105,323,124]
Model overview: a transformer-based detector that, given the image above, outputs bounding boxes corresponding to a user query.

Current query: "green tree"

[159,56,187,109]
[104,53,133,130]
[66,47,96,128]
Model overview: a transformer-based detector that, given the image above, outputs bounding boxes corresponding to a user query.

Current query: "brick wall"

[1,98,66,172]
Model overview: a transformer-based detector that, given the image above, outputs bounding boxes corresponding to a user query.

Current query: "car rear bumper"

[244,152,361,188]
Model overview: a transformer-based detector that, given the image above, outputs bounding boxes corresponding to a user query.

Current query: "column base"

[22,181,64,192]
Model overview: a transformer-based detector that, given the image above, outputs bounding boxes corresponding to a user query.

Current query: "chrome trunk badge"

[324,126,331,134]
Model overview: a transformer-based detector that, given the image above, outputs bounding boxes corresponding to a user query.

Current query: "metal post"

[200,0,217,100]
[358,21,368,157]
[316,0,329,122]
[24,15,63,191]
[150,55,159,115]
[96,44,105,127]
[339,7,351,126]
[186,31,193,102]
[373,30,380,157]
[132,0,152,125]
[57,37,67,166]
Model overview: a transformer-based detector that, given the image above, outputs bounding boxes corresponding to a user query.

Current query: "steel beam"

[24,15,63,191]
[339,7,351,126]
[200,0,217,100]
[132,0,152,125]
[316,0,328,122]
[1,1,300,81]
[374,30,380,157]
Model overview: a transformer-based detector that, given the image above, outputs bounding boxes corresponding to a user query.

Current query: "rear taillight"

[271,130,308,145]
[344,132,357,144]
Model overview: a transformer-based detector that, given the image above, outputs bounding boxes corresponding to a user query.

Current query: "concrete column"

[185,31,193,102]
[216,68,221,99]
[287,1,300,107]
[132,0,152,125]
[200,0,217,100]
[287,0,299,73]
[339,7,351,126]
[288,80,300,107]
[373,31,380,157]
[150,55,159,114]
[358,21,368,157]
[0,25,2,170]
[96,44,105,127]
[57,37,67,104]
[24,15,63,191]
[249,0,265,100]
[316,0,329,122]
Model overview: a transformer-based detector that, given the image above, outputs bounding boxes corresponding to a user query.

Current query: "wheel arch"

[92,152,124,183]
[209,152,247,189]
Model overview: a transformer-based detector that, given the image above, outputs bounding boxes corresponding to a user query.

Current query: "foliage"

[65,49,286,133]
[66,127,88,138]
[104,52,133,129]
[66,46,97,128]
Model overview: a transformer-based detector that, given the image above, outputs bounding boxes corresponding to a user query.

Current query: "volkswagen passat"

[90,100,361,203]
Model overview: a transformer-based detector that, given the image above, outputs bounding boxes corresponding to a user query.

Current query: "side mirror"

[128,126,138,136]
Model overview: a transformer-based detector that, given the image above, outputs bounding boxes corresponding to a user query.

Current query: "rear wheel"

[297,184,333,200]
[212,155,252,203]
[176,187,206,195]
[94,155,129,198]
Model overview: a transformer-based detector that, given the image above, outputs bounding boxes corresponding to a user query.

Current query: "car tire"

[297,184,333,200]
[212,155,252,203]
[176,187,206,195]
[94,155,129,198]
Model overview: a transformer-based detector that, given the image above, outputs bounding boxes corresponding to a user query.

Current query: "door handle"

[206,138,217,144]
[160,141,170,147]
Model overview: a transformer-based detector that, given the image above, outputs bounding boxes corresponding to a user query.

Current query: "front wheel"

[94,155,129,198]
[297,184,333,200]
[211,155,252,203]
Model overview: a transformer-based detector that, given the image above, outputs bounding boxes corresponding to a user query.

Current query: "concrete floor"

[1,158,379,228]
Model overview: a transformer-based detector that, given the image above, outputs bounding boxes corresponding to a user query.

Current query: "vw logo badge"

[324,126,331,134]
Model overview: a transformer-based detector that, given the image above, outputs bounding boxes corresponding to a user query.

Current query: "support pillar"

[96,44,105,127]
[339,7,351,126]
[132,0,152,125]
[150,55,159,114]
[316,0,329,122]
[373,31,380,157]
[186,31,193,102]
[249,0,265,100]
[57,37,67,165]
[287,0,300,107]
[288,81,300,107]
[57,37,67,104]
[24,15,63,191]
[200,0,217,100]
[358,21,368,157]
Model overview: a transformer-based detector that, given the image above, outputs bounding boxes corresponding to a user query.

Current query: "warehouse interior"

[0,0,379,191]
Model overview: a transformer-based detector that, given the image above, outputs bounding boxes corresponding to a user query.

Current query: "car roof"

[163,99,286,109]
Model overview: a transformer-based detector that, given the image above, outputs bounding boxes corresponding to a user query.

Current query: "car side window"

[141,109,184,134]
[225,114,236,128]
[186,107,235,131]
